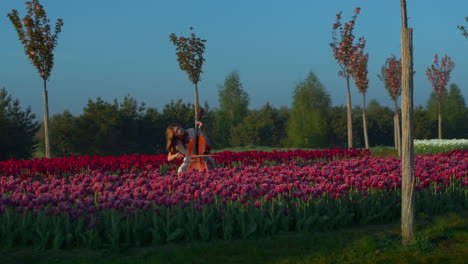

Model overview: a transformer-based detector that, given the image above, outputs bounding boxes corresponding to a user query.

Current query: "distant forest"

[1,71,467,160]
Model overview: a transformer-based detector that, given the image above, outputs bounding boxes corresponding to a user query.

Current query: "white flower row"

[414,139,468,153]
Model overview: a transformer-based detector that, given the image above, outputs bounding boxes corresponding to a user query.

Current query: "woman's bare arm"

[167,152,184,161]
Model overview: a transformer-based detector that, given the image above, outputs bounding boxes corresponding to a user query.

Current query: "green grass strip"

[1,210,466,264]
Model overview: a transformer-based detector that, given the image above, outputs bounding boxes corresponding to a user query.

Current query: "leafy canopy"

[7,0,64,80]
[169,27,207,85]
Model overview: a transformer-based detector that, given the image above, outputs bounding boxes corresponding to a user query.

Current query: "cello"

[187,108,212,172]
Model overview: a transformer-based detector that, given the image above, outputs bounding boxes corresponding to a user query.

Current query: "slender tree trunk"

[194,83,199,123]
[362,93,369,149]
[346,77,353,148]
[193,83,200,152]
[400,2,415,244]
[394,113,398,150]
[394,99,402,156]
[43,79,51,158]
[438,98,442,139]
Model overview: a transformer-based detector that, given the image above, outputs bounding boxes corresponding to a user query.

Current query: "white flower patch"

[414,139,468,154]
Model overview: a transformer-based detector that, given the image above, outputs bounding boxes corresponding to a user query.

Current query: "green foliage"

[161,99,194,129]
[138,106,167,155]
[215,71,250,148]
[230,103,287,147]
[327,105,348,148]
[0,88,39,160]
[286,72,331,148]
[45,96,223,157]
[75,97,122,156]
[47,96,166,156]
[426,84,468,139]
[44,96,222,157]
[118,96,144,152]
[427,90,444,119]
[444,84,468,139]
[6,82,468,158]
[49,110,77,157]
[353,100,393,147]
[414,105,437,139]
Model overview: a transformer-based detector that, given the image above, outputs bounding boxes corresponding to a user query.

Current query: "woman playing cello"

[166,121,216,174]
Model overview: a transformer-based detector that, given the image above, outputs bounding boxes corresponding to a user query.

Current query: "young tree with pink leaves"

[330,7,365,148]
[425,54,455,139]
[350,50,370,149]
[169,27,207,130]
[378,55,402,156]
[8,0,64,158]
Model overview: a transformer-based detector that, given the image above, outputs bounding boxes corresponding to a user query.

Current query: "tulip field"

[0,148,467,250]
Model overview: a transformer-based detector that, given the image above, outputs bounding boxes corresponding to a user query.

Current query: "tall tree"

[161,99,194,129]
[414,105,436,139]
[365,100,394,147]
[445,84,468,139]
[169,27,207,134]
[8,0,64,158]
[75,98,121,156]
[118,95,146,154]
[328,105,348,148]
[230,103,286,147]
[229,109,263,147]
[425,54,455,139]
[272,106,289,147]
[49,110,76,157]
[427,84,468,139]
[330,7,365,148]
[458,17,468,38]
[287,72,331,148]
[350,49,370,149]
[0,87,39,160]
[138,106,165,154]
[216,71,250,148]
[378,55,402,155]
[400,0,415,245]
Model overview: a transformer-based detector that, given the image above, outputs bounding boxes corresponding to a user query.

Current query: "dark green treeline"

[1,72,467,159]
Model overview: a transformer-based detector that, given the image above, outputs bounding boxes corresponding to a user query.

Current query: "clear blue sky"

[1,0,467,117]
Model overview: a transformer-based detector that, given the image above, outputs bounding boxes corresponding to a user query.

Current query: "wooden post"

[396,103,402,157]
[400,0,415,245]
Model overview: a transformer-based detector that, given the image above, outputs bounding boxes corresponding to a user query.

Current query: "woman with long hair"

[166,121,216,174]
